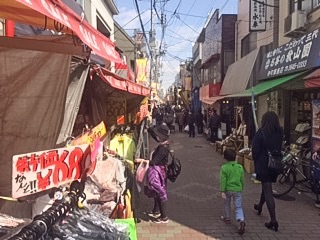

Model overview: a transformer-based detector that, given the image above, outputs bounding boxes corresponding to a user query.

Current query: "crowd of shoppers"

[146,103,283,233]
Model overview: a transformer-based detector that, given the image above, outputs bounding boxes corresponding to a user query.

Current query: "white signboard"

[250,0,266,32]
[12,144,91,199]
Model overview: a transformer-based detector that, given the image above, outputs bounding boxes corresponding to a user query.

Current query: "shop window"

[314,0,320,8]
[241,32,257,58]
[97,13,111,38]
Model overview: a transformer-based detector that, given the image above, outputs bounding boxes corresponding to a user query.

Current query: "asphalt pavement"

[136,128,320,240]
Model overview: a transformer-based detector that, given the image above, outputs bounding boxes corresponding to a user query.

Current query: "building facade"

[198,10,237,110]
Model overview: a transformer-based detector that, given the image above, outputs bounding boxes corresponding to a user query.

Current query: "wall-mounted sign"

[249,0,266,32]
[12,144,91,199]
[259,29,320,80]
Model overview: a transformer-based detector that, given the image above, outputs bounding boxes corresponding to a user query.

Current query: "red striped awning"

[304,68,320,88]
[0,0,122,63]
[91,66,150,96]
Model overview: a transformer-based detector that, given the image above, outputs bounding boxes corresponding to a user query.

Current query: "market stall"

[0,1,149,239]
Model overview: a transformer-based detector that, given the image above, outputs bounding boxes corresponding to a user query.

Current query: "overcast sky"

[114,0,238,90]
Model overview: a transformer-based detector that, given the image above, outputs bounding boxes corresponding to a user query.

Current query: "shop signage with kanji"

[249,0,266,32]
[259,29,320,80]
[12,144,91,199]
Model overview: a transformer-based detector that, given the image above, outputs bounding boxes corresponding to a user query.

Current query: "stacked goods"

[236,151,244,166]
[244,153,254,174]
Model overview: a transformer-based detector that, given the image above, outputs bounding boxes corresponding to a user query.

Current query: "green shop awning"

[226,71,307,98]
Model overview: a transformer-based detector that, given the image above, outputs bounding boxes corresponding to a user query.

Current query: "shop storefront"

[217,47,262,138]
[256,28,320,144]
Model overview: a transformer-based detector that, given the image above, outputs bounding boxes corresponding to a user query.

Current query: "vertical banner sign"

[12,144,91,199]
[311,100,320,180]
[136,58,147,84]
[249,0,266,32]
[184,77,192,91]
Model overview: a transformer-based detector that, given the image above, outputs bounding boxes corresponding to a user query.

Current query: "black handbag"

[267,149,283,173]
[166,151,181,182]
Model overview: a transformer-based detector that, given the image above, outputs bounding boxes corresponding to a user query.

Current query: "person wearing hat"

[144,123,170,223]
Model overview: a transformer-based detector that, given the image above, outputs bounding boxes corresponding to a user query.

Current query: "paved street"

[136,130,320,240]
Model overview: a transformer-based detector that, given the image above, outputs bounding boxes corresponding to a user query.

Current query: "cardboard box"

[244,157,255,174]
[236,153,244,166]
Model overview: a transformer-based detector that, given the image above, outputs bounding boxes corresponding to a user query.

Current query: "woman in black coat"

[252,111,283,232]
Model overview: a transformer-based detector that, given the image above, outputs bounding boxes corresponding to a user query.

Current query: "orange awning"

[0,0,122,63]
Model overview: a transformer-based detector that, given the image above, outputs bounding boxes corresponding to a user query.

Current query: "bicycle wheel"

[272,169,296,197]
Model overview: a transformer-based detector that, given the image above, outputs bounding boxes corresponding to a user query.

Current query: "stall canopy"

[227,71,307,98]
[220,47,260,95]
[304,68,320,88]
[201,96,225,105]
[0,0,122,63]
[92,66,150,96]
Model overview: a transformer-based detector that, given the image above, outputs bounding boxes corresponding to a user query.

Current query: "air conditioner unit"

[284,10,307,37]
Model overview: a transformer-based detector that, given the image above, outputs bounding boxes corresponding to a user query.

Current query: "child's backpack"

[167,151,181,182]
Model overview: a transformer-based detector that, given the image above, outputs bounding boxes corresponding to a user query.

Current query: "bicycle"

[272,151,320,204]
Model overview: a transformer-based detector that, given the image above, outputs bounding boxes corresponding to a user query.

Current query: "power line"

[165,10,206,19]
[134,0,151,55]
[220,0,231,12]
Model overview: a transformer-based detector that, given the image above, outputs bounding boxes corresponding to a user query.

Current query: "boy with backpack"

[220,149,246,235]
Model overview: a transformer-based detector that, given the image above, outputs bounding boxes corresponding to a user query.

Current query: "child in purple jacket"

[144,123,170,223]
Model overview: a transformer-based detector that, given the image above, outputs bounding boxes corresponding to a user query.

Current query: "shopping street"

[136,130,320,240]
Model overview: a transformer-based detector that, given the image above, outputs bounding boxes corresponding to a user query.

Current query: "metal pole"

[134,37,137,83]
[149,0,153,88]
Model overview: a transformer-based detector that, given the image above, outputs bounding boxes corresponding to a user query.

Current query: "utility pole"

[149,0,154,88]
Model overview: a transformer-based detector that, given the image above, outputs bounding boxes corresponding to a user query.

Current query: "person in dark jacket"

[195,110,204,135]
[252,111,283,232]
[209,109,221,144]
[188,111,195,138]
[145,123,170,223]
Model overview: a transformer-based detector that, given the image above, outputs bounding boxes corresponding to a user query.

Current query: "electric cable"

[133,0,152,55]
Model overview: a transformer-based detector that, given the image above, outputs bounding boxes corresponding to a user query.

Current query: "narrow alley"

[136,131,320,240]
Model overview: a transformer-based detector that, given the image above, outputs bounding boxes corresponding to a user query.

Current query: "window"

[314,0,320,8]
[241,32,257,58]
[75,0,84,8]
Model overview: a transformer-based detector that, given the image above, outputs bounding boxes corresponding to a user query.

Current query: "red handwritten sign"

[12,144,90,199]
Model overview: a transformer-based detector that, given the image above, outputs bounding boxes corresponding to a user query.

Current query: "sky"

[114,0,238,90]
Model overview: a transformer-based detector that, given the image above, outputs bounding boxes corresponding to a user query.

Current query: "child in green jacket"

[220,149,246,235]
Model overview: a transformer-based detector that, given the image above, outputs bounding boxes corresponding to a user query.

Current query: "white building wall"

[236,0,275,60]
[257,0,275,48]
[85,0,115,42]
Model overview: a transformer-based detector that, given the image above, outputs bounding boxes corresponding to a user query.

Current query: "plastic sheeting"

[0,48,71,217]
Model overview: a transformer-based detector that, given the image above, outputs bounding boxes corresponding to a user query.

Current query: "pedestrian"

[209,109,221,144]
[220,149,246,235]
[252,111,283,232]
[195,110,204,135]
[188,111,195,138]
[144,123,170,223]
[176,110,184,132]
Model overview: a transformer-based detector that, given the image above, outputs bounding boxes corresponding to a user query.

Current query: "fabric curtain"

[0,47,71,217]
[56,62,89,145]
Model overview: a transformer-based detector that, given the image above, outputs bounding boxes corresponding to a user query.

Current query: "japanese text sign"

[249,0,266,32]
[71,121,107,146]
[259,29,320,80]
[12,144,91,199]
